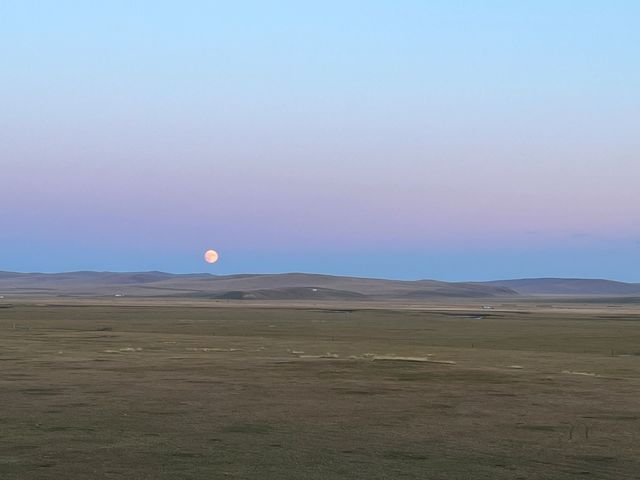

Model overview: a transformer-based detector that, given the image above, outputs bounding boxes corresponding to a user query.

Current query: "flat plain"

[1,299,640,479]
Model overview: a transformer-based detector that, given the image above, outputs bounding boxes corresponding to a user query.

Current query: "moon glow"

[204,249,219,264]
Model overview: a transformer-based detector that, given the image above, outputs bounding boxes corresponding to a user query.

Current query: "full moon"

[204,249,219,264]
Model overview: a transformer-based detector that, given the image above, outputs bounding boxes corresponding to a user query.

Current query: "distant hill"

[401,284,517,299]
[0,271,515,299]
[211,287,369,301]
[482,278,640,296]
[1,271,638,299]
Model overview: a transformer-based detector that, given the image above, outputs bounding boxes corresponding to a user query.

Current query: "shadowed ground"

[1,301,639,479]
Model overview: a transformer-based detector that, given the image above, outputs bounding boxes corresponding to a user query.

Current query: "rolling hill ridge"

[1,271,639,299]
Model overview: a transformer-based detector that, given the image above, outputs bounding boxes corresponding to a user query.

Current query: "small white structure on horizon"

[114,293,125,297]
[482,305,494,310]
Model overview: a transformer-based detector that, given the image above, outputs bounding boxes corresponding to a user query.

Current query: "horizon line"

[1,270,637,285]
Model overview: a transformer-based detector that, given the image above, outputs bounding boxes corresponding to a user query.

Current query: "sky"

[1,1,639,280]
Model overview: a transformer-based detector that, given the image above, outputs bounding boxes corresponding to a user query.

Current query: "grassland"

[1,300,639,479]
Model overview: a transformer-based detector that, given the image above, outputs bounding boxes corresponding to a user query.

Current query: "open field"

[1,300,640,479]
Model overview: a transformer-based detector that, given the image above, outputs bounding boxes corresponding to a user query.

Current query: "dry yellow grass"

[1,300,639,479]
